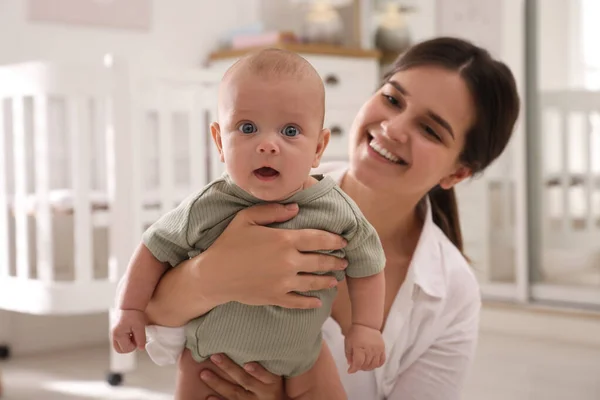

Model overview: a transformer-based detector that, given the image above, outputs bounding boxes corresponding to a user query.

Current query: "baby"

[112,48,386,399]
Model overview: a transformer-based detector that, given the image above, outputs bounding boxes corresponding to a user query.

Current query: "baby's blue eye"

[282,125,299,137]
[239,122,257,134]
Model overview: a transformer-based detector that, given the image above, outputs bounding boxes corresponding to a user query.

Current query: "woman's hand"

[204,203,348,309]
[147,203,348,326]
[200,354,285,400]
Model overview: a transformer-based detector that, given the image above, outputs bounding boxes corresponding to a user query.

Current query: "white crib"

[473,90,600,286]
[537,90,600,283]
[539,91,600,244]
[0,58,221,384]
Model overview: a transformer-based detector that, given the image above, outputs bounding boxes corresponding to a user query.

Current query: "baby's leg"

[175,348,233,400]
[285,342,346,400]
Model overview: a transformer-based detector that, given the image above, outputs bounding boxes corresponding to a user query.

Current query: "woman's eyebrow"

[428,111,455,139]
[388,80,409,96]
[387,80,455,139]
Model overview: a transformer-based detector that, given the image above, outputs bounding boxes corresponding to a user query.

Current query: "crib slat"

[93,99,108,192]
[585,115,594,231]
[503,172,512,231]
[70,97,93,282]
[0,102,10,279]
[12,97,30,279]
[107,61,137,284]
[33,95,54,282]
[189,96,206,190]
[560,111,570,233]
[129,96,143,238]
[158,104,175,213]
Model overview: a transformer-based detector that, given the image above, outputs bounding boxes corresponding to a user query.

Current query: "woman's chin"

[348,159,391,190]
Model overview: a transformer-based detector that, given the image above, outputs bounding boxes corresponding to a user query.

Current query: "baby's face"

[212,73,328,201]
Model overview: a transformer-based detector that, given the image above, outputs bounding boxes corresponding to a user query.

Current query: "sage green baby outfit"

[143,173,386,377]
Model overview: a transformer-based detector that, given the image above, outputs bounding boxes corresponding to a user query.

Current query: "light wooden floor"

[2,330,600,399]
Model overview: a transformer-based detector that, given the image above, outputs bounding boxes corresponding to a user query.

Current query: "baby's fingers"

[348,348,365,374]
[376,351,386,368]
[131,324,147,350]
[344,341,353,366]
[113,335,135,354]
[362,351,376,371]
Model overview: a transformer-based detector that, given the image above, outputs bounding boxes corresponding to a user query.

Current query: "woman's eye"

[238,122,257,134]
[383,94,399,106]
[422,124,441,141]
[282,125,299,137]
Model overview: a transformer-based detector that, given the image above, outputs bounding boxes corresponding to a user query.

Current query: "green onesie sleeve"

[142,193,199,268]
[343,217,386,278]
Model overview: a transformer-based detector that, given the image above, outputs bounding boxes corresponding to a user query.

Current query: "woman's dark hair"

[383,37,520,255]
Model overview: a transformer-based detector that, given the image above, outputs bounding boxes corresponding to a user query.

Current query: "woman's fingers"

[296,253,348,274]
[276,292,323,309]
[234,203,299,226]
[292,229,347,253]
[203,203,348,310]
[242,362,279,385]
[201,370,252,400]
[209,354,258,392]
[295,272,339,292]
[202,355,285,400]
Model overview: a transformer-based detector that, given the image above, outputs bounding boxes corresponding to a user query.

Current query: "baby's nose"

[257,140,279,154]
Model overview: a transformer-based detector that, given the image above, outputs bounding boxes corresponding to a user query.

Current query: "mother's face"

[347,66,476,198]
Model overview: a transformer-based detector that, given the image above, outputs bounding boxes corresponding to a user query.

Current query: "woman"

[143,37,520,399]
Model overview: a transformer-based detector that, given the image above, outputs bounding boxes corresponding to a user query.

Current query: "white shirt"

[317,162,481,400]
[143,162,481,400]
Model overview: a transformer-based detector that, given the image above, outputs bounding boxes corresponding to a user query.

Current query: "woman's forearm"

[145,252,223,327]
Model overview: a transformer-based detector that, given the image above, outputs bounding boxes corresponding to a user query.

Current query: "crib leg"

[107,350,136,386]
[0,345,7,398]
[107,308,137,386]
[106,372,123,386]
[0,311,10,362]
[0,345,9,360]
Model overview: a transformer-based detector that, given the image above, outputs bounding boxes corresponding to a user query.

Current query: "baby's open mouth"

[254,167,280,180]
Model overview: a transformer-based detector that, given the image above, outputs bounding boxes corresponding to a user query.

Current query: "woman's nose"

[382,116,409,144]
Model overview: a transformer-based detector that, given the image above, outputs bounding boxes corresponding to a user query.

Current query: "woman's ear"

[210,122,225,162]
[439,165,472,189]
[312,128,331,168]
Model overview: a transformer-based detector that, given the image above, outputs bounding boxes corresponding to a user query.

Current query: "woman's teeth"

[369,140,402,164]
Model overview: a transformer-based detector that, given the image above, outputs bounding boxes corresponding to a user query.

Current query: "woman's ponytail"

[429,187,465,257]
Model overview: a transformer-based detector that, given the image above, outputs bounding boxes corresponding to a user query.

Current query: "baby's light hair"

[221,48,325,126]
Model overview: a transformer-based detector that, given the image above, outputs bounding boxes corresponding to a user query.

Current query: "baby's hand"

[344,324,386,373]
[111,309,147,354]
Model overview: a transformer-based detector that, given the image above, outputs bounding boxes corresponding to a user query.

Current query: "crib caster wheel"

[106,372,123,386]
[0,345,10,360]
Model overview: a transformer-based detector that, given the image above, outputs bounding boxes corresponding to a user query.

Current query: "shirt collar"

[408,197,447,299]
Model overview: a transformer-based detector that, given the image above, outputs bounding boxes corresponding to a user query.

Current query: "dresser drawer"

[321,106,362,161]
[303,55,379,107]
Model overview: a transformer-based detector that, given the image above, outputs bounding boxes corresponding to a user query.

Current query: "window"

[581,0,600,89]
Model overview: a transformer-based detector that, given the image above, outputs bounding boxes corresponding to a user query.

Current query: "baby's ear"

[210,122,225,162]
[312,128,331,168]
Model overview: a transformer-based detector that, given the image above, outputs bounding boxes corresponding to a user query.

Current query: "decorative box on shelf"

[207,43,381,163]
